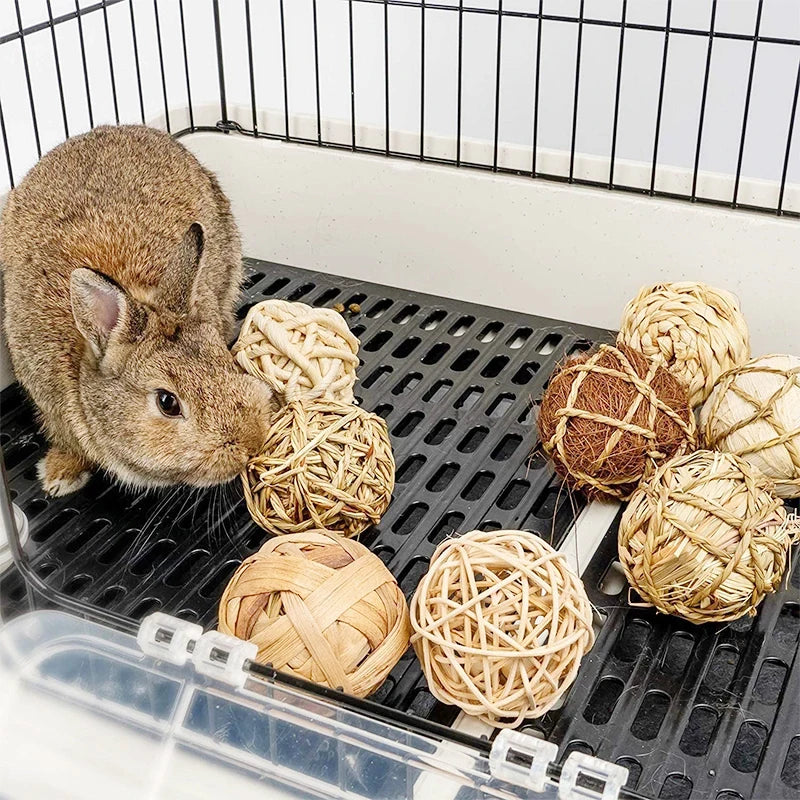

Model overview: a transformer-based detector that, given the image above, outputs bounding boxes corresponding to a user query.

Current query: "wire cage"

[1,3,800,800]
[0,0,799,212]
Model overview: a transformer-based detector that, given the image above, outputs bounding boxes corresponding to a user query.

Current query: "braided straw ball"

[700,355,800,499]
[218,531,411,697]
[538,344,696,500]
[619,450,796,624]
[618,282,750,407]
[233,299,360,403]
[243,399,395,537]
[410,529,595,727]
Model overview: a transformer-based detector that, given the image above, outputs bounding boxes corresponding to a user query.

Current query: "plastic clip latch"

[489,730,558,793]
[137,612,203,666]
[192,630,257,689]
[559,753,628,800]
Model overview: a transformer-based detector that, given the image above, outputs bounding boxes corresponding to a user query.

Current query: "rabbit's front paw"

[37,447,92,496]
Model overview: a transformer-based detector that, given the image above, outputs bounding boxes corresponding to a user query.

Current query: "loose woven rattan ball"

[243,399,395,536]
[619,450,796,624]
[410,529,595,727]
[700,355,800,499]
[218,531,411,697]
[233,299,360,403]
[618,282,750,407]
[538,343,696,500]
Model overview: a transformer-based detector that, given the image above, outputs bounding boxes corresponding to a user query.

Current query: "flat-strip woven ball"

[233,299,360,403]
[410,529,595,727]
[537,344,696,500]
[218,531,411,697]
[619,450,796,624]
[618,282,750,407]
[243,399,395,537]
[700,355,800,499]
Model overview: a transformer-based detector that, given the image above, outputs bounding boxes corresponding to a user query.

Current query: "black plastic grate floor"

[1,259,798,800]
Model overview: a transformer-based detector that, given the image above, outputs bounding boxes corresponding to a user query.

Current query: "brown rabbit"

[0,125,275,495]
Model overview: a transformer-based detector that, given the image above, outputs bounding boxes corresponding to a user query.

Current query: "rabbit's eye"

[156,389,182,418]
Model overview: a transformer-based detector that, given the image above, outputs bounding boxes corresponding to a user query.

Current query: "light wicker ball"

[618,282,750,407]
[619,450,796,624]
[218,531,411,697]
[410,529,595,728]
[538,344,696,500]
[700,355,800,499]
[233,298,360,403]
[243,399,395,537]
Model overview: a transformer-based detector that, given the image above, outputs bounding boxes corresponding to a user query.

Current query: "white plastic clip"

[559,752,628,800]
[137,612,203,666]
[489,730,558,793]
[192,630,257,689]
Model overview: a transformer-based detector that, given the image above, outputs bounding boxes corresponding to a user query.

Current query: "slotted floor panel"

[1,259,798,800]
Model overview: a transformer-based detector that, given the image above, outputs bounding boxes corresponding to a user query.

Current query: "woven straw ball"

[537,343,696,500]
[243,399,395,537]
[619,450,795,624]
[618,282,750,407]
[233,299,360,403]
[700,355,800,499]
[410,529,595,727]
[218,531,411,697]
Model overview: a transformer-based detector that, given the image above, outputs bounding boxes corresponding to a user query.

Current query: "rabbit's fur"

[0,125,276,495]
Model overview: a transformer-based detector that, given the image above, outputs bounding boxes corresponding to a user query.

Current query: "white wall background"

[1,0,799,206]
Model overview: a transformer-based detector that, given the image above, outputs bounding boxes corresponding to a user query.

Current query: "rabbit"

[0,125,276,496]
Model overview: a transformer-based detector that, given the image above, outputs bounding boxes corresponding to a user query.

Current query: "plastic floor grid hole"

[1,259,798,800]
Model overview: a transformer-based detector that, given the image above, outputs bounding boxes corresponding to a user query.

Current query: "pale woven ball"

[618,282,750,407]
[700,355,800,499]
[243,399,395,537]
[233,298,360,403]
[218,531,411,697]
[410,529,595,727]
[538,344,696,500]
[619,450,796,624]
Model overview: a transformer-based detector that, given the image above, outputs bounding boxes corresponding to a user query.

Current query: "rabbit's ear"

[159,222,205,315]
[70,268,131,358]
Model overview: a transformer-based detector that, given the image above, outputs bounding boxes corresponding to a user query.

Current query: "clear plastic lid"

[0,609,562,800]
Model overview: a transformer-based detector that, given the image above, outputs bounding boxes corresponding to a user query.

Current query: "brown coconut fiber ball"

[243,399,395,537]
[218,531,411,697]
[618,450,796,624]
[538,343,696,499]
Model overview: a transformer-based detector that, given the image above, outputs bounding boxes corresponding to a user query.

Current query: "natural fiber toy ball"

[619,450,796,624]
[218,531,411,697]
[618,281,750,407]
[233,299,360,403]
[700,355,800,499]
[410,529,595,728]
[538,343,696,500]
[243,399,395,537]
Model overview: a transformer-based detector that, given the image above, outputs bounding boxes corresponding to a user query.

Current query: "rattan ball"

[538,344,696,500]
[618,450,796,624]
[700,355,800,499]
[218,531,411,697]
[243,398,395,537]
[618,282,750,407]
[410,529,595,728]
[233,299,360,403]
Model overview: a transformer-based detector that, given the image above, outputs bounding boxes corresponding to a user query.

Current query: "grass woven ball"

[618,282,750,407]
[243,398,395,537]
[233,298,360,403]
[410,529,595,728]
[218,531,411,697]
[700,355,800,499]
[619,450,796,624]
[538,343,696,500]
